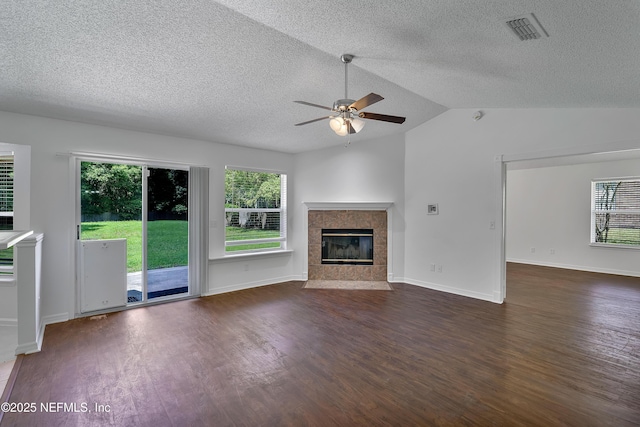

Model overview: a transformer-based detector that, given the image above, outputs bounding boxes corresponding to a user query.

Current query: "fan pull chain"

[345,134,351,148]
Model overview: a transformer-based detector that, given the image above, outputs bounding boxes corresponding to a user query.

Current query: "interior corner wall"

[292,134,406,281]
[506,158,640,277]
[404,108,640,302]
[0,110,294,321]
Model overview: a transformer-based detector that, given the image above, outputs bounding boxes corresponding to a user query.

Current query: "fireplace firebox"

[321,229,373,265]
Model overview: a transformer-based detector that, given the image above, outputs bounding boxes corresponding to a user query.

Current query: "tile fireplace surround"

[305,203,392,281]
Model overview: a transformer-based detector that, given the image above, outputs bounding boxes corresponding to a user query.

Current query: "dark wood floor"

[2,263,639,426]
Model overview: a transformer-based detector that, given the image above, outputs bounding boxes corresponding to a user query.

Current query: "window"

[591,178,640,247]
[0,154,14,274]
[224,167,287,253]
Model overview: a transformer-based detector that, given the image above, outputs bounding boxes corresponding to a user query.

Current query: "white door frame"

[72,155,199,316]
[494,142,640,303]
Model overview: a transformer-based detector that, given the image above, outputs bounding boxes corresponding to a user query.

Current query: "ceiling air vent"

[505,13,549,41]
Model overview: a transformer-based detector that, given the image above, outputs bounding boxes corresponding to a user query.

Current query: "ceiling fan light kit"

[295,54,406,137]
[350,117,365,133]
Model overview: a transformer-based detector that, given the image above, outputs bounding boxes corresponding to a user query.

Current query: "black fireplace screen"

[321,229,373,265]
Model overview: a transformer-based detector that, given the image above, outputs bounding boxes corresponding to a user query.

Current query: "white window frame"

[0,143,29,283]
[224,166,287,254]
[0,153,14,276]
[590,177,640,249]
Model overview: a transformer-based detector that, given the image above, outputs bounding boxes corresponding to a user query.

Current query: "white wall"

[506,158,640,277]
[0,111,294,321]
[292,134,406,280]
[0,284,17,323]
[404,108,640,302]
[4,106,640,324]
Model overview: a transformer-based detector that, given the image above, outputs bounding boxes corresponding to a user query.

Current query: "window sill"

[0,276,15,287]
[210,249,293,262]
[590,243,640,250]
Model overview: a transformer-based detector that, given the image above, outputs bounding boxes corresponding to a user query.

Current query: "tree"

[594,181,621,243]
[148,168,188,219]
[225,170,281,208]
[225,169,282,229]
[81,162,142,220]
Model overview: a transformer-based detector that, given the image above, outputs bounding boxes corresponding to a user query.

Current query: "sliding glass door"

[146,167,189,300]
[79,161,189,308]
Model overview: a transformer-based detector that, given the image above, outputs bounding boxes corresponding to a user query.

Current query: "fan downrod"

[293,52,406,130]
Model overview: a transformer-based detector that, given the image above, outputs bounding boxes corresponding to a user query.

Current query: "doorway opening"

[500,148,640,302]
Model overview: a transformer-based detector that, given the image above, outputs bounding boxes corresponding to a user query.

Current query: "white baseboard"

[15,341,40,355]
[506,259,640,278]
[203,275,304,297]
[393,276,499,303]
[41,313,70,326]
[39,313,71,352]
[14,312,70,356]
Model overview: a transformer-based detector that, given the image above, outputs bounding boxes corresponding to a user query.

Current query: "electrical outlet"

[430,264,436,272]
[489,221,495,230]
[550,248,555,255]
[243,264,249,271]
[437,265,443,273]
[530,247,536,254]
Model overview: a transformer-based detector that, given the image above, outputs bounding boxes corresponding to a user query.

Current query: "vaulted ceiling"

[2,1,639,153]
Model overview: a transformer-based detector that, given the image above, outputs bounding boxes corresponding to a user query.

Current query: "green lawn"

[601,227,640,245]
[81,220,188,272]
[81,221,282,270]
[225,226,281,252]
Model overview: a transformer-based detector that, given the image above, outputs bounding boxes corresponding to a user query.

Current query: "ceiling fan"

[294,54,406,136]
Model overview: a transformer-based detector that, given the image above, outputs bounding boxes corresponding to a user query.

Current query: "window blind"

[0,155,14,271]
[592,179,640,246]
[0,155,14,231]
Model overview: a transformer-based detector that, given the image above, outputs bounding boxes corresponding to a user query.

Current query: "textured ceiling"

[2,1,639,153]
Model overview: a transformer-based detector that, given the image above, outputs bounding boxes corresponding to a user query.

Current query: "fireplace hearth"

[322,229,373,265]
[306,207,389,282]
